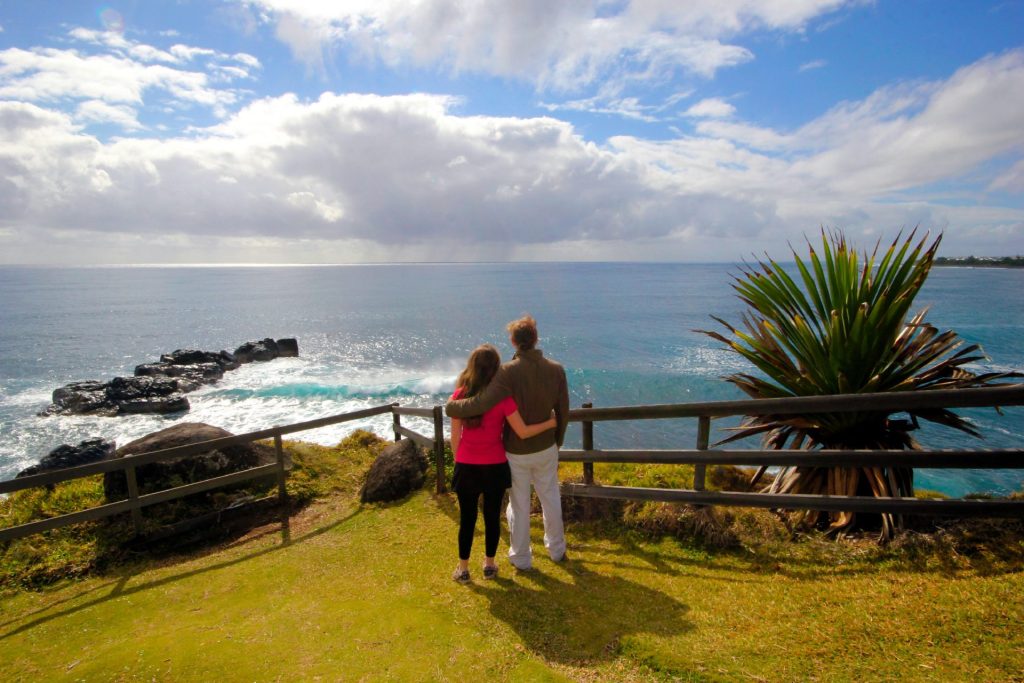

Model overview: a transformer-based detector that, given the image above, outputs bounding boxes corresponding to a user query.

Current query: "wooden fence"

[560,384,1024,517]
[0,404,445,544]
[4,384,1024,545]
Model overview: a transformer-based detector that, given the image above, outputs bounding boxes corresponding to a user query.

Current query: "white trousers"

[505,443,565,569]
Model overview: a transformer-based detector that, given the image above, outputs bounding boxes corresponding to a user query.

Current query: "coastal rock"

[103,422,275,501]
[360,439,428,503]
[276,338,299,357]
[106,376,190,414]
[41,337,296,417]
[234,338,280,363]
[16,438,116,478]
[159,348,240,371]
[41,377,190,416]
[134,361,225,388]
[49,381,111,415]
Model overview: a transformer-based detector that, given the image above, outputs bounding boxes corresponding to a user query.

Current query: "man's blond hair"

[507,315,538,351]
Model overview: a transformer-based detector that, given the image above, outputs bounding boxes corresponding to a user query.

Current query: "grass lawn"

[1,444,1023,682]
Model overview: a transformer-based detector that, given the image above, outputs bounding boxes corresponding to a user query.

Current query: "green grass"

[2,437,1023,681]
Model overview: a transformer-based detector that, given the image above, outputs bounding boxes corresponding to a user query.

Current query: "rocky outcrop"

[17,438,116,478]
[360,439,428,503]
[42,377,190,417]
[276,338,299,358]
[40,337,298,417]
[103,422,276,501]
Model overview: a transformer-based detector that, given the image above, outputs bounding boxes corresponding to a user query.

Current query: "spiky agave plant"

[701,230,1018,538]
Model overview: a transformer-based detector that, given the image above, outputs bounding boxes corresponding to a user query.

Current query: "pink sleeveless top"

[452,386,517,465]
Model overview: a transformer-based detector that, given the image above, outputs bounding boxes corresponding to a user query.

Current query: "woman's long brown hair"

[455,344,501,428]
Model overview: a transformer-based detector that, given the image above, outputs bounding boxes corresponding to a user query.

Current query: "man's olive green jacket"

[445,348,569,455]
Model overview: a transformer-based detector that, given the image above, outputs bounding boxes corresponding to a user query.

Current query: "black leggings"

[456,485,504,560]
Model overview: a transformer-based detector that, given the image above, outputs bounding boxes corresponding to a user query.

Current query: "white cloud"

[241,0,857,90]
[75,100,143,130]
[990,159,1024,193]
[1,48,1022,263]
[0,30,259,131]
[539,95,660,122]
[799,59,827,72]
[684,97,736,118]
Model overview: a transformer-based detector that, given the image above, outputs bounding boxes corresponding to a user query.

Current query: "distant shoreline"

[935,256,1024,268]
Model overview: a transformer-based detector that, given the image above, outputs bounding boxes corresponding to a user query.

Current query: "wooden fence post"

[274,433,290,543]
[392,404,402,442]
[433,405,446,494]
[581,402,595,521]
[693,415,710,491]
[125,463,143,536]
[581,402,594,486]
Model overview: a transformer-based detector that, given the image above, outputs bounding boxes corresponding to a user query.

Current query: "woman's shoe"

[483,564,498,580]
[452,567,470,583]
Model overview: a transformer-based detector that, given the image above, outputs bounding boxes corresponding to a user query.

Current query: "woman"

[450,344,556,582]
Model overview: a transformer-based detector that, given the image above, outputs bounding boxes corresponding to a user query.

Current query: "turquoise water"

[0,263,1021,495]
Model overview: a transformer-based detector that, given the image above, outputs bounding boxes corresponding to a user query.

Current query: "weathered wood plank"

[0,464,280,543]
[0,499,136,542]
[397,426,435,449]
[561,483,1024,516]
[558,448,1024,468]
[393,407,436,418]
[565,385,1024,423]
[0,403,397,494]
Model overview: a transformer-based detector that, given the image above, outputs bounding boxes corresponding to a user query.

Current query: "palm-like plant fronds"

[699,230,1020,538]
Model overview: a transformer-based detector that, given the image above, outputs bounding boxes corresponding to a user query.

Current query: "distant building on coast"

[935,255,1024,268]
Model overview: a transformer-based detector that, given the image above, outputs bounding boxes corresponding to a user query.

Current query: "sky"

[0,1,1022,264]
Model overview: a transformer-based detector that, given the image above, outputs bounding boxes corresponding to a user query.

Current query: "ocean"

[1,263,1021,496]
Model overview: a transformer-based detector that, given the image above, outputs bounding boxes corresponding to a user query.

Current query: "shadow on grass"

[0,506,364,642]
[564,513,1024,581]
[468,561,692,665]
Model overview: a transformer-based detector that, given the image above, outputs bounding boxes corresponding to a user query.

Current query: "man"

[445,315,570,570]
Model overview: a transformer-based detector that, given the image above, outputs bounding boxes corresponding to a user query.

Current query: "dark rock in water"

[40,337,295,417]
[17,438,116,478]
[160,349,217,366]
[360,439,428,503]
[234,338,280,363]
[276,338,299,357]
[103,422,276,501]
[217,350,240,371]
[134,361,224,390]
[159,349,240,371]
[116,394,190,415]
[42,376,190,416]
[48,381,111,415]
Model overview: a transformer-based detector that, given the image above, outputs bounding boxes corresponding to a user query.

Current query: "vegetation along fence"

[0,404,445,544]
[560,384,1024,517]
[3,385,1024,544]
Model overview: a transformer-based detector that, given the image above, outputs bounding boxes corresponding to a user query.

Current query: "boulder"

[360,439,428,503]
[134,361,225,389]
[47,381,111,415]
[234,338,279,363]
[217,350,241,371]
[106,376,190,414]
[40,377,190,416]
[103,422,275,501]
[158,348,240,371]
[159,349,218,366]
[17,438,116,478]
[276,338,299,357]
[40,337,294,417]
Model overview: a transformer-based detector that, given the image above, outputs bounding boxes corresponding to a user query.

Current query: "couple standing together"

[446,315,569,582]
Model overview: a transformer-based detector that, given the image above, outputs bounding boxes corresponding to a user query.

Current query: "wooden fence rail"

[1,403,446,544]
[560,384,1024,517]
[4,384,1024,544]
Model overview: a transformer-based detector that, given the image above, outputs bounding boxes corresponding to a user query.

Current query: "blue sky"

[0,0,1022,263]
